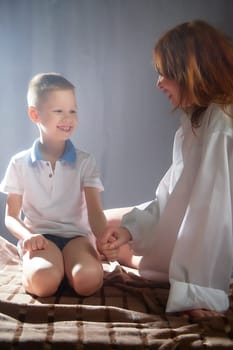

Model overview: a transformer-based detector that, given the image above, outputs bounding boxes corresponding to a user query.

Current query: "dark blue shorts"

[43,234,78,250]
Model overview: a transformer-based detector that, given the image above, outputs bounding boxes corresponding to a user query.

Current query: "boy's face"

[33,89,78,142]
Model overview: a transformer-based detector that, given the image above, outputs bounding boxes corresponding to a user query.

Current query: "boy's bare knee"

[71,264,103,296]
[23,268,63,297]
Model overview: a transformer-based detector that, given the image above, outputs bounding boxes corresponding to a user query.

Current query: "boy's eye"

[52,109,77,115]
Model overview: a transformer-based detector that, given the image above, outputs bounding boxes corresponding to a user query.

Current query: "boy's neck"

[38,139,66,164]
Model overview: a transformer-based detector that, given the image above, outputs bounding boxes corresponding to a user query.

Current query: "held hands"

[23,234,48,252]
[98,226,131,262]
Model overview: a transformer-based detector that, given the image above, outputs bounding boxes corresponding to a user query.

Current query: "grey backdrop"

[0,0,232,243]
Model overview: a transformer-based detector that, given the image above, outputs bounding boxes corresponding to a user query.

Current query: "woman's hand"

[98,226,131,262]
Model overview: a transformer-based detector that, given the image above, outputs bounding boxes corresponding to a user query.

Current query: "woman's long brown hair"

[154,20,233,127]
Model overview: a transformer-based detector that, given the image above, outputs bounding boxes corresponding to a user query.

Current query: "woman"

[99,20,233,318]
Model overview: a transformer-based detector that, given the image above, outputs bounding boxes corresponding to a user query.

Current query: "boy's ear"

[28,106,39,123]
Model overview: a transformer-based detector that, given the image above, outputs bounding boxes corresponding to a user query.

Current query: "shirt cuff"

[166,278,229,312]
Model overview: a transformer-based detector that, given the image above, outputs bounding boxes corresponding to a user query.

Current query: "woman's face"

[156,74,181,107]
[156,73,192,109]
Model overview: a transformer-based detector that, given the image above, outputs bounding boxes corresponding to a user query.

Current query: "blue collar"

[31,139,76,164]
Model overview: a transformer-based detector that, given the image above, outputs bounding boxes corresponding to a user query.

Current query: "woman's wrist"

[120,226,132,242]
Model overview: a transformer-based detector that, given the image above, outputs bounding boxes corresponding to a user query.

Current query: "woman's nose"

[156,74,163,88]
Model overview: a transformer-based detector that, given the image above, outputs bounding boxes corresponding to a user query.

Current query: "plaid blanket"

[0,235,233,349]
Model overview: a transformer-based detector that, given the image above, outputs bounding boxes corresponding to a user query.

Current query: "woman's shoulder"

[204,103,233,136]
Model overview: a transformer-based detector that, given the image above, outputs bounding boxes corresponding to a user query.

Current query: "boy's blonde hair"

[27,72,75,107]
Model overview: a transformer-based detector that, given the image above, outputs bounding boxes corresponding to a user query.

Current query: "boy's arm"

[5,193,47,251]
[84,187,107,239]
[5,193,32,240]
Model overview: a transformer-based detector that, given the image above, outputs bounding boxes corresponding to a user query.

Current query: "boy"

[1,73,106,297]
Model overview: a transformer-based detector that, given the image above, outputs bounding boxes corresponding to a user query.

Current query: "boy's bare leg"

[63,236,103,296]
[22,240,64,297]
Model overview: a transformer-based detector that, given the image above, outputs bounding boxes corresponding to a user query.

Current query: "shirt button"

[49,173,53,178]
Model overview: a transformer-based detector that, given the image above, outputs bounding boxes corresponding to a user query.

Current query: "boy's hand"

[23,234,48,252]
[98,226,131,262]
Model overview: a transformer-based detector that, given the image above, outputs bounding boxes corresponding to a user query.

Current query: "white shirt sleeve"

[121,198,160,254]
[121,165,173,254]
[0,155,23,195]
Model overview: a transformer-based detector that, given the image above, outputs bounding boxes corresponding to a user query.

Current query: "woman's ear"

[28,106,39,123]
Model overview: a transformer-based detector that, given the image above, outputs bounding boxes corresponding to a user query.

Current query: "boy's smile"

[57,125,73,132]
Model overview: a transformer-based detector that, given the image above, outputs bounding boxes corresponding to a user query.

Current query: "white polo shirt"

[1,139,104,239]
